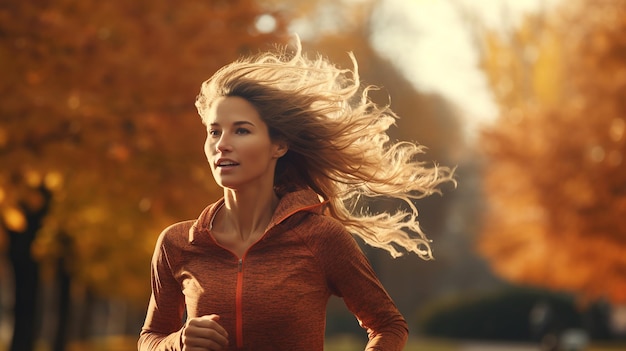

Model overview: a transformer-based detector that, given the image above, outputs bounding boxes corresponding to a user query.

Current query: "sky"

[369,0,563,139]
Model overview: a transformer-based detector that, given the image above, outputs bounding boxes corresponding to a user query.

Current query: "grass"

[2,335,624,351]
[324,335,626,351]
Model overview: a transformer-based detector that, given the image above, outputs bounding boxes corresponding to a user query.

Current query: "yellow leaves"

[478,0,626,304]
[480,15,564,112]
[0,0,289,304]
[2,206,27,232]
[480,31,518,107]
[532,31,562,105]
[81,206,107,224]
[44,171,64,190]
[24,169,42,187]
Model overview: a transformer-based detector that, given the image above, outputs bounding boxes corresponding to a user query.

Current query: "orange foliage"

[0,0,290,303]
[477,0,626,304]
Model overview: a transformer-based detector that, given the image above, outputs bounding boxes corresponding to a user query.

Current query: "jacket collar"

[188,188,325,244]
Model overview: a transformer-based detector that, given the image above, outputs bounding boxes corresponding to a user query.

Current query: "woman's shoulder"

[291,213,366,269]
[292,212,355,246]
[295,211,345,234]
[155,220,197,249]
[155,200,222,248]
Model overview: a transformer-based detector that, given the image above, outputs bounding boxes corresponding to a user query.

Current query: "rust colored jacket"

[138,189,408,351]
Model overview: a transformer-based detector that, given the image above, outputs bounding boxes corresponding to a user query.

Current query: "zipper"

[236,258,244,348]
[214,200,327,349]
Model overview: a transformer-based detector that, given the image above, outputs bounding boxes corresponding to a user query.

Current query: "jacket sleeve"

[313,218,408,351]
[138,227,186,351]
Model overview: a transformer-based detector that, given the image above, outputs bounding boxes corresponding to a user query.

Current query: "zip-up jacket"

[138,189,408,351]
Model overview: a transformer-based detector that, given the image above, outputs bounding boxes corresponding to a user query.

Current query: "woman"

[138,40,455,351]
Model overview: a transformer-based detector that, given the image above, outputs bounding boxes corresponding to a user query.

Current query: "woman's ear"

[272,140,289,158]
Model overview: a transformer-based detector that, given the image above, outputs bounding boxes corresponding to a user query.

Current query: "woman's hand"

[182,314,229,351]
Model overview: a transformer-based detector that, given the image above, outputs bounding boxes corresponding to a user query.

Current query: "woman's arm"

[314,219,409,351]
[138,227,187,351]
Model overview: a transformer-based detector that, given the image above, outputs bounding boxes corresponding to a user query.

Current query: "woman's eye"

[235,128,250,135]
[208,129,221,136]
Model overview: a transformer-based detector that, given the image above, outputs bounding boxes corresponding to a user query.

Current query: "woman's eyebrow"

[233,121,255,127]
[209,120,255,127]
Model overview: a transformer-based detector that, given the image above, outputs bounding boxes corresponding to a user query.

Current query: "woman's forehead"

[207,96,261,124]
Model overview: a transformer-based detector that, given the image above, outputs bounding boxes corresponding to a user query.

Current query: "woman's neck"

[221,187,279,241]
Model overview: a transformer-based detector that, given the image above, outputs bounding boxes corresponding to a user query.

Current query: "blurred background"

[1,0,625,350]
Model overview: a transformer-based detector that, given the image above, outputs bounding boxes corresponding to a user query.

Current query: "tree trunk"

[8,228,39,351]
[6,185,52,351]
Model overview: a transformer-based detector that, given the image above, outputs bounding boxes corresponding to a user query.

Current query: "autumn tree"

[477,0,626,304]
[0,0,289,348]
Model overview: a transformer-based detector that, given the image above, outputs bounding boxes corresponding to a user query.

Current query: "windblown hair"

[195,40,455,259]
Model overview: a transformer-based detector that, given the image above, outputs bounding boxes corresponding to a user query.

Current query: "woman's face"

[204,96,287,190]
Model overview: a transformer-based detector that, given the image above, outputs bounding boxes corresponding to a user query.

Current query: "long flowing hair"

[195,39,455,259]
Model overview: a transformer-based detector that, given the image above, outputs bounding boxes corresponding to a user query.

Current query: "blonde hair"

[195,40,455,259]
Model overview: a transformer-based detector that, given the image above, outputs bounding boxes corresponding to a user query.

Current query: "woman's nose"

[215,134,232,152]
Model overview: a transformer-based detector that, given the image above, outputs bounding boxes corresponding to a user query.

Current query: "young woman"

[138,40,455,351]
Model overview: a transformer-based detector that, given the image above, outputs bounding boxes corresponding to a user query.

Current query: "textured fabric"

[138,189,408,351]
